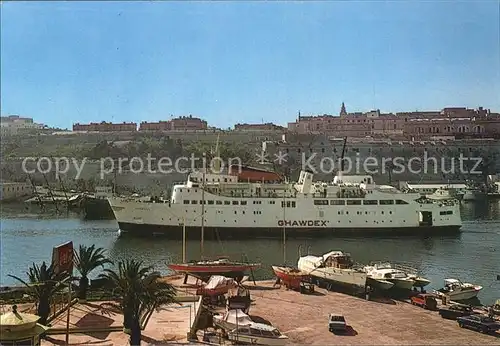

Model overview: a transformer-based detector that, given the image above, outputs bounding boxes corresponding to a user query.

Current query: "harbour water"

[1,201,499,305]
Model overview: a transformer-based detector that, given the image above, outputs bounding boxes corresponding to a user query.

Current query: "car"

[457,314,500,334]
[410,293,438,310]
[439,303,477,320]
[328,314,347,332]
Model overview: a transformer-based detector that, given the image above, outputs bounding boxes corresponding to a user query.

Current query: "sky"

[1,1,499,130]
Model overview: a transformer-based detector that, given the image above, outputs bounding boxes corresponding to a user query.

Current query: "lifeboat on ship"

[229,165,284,183]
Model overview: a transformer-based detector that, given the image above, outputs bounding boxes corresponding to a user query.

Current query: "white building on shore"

[0,115,45,136]
[0,182,33,202]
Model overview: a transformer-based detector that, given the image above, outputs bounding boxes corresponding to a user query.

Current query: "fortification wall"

[2,136,499,191]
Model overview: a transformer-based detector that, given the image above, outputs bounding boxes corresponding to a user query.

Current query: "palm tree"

[9,262,69,325]
[99,259,177,345]
[73,244,113,300]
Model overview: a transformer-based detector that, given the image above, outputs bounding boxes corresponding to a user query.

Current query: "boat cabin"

[229,324,284,338]
[321,251,354,269]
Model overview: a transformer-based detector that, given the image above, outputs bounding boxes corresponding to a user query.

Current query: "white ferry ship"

[108,169,462,238]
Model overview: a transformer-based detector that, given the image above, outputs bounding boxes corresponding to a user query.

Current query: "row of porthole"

[335,220,399,223]
[160,217,403,224]
[338,211,394,215]
[214,210,263,215]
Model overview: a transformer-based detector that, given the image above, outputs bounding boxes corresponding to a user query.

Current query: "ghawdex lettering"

[278,220,328,227]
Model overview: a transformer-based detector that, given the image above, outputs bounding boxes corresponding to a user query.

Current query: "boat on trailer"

[272,265,309,290]
[214,309,288,346]
[363,263,415,290]
[168,257,261,282]
[434,278,482,301]
[297,250,368,291]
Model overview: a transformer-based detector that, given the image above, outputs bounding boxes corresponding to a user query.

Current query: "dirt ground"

[245,280,500,345]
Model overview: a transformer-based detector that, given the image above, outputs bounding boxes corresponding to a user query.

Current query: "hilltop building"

[287,104,500,139]
[139,115,207,131]
[234,123,286,132]
[0,115,45,136]
[72,121,137,132]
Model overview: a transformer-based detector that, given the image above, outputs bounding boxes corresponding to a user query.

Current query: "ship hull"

[83,197,115,220]
[117,222,461,239]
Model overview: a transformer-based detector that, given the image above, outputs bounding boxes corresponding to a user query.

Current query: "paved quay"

[167,275,500,345]
[244,280,500,345]
[3,276,498,345]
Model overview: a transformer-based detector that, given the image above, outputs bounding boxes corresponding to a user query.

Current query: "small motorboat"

[227,324,289,346]
[195,275,238,297]
[438,303,478,320]
[407,274,431,288]
[435,278,482,301]
[271,265,309,290]
[363,263,415,290]
[216,311,288,346]
[213,309,253,332]
[426,188,458,201]
[492,299,500,316]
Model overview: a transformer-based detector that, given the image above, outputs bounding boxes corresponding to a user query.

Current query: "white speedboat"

[435,279,482,301]
[227,324,288,346]
[214,309,288,346]
[297,250,367,289]
[407,274,431,288]
[213,309,253,331]
[426,188,458,201]
[363,263,415,290]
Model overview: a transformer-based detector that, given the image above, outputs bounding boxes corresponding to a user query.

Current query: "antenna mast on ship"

[201,170,205,259]
[340,136,347,175]
[201,133,220,259]
[282,187,286,264]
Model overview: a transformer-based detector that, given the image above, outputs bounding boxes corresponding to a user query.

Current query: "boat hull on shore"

[272,266,309,288]
[168,262,260,275]
[117,222,461,239]
[366,278,394,290]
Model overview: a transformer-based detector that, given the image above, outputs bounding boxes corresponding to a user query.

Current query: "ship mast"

[282,182,286,264]
[201,134,220,259]
[201,171,205,259]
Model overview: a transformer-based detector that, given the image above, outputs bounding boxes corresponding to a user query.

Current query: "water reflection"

[461,199,500,220]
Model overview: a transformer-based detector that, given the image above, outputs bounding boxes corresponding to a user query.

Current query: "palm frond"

[74,244,113,277]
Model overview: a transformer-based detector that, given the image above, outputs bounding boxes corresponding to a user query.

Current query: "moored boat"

[109,167,462,238]
[297,250,367,289]
[363,262,430,290]
[426,187,459,201]
[435,278,482,301]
